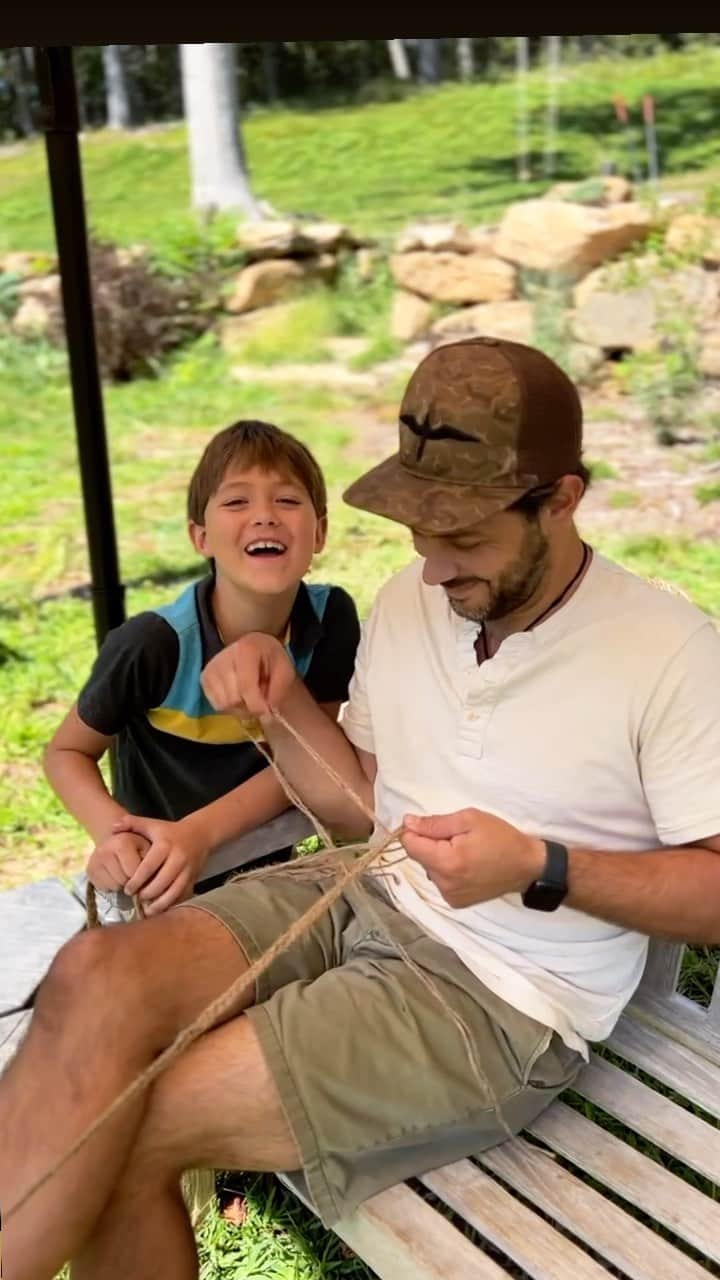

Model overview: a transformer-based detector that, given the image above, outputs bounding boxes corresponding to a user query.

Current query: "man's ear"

[188,520,210,558]
[314,515,328,555]
[546,475,585,521]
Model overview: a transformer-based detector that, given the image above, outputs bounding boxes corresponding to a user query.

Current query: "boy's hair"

[187,420,328,524]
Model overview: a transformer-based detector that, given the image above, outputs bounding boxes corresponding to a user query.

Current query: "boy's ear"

[314,515,328,555]
[188,520,210,558]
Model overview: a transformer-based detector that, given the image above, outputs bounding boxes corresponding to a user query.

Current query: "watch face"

[523,879,567,912]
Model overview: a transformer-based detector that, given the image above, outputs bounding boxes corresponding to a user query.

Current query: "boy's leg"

[0,907,253,1280]
[71,1016,299,1280]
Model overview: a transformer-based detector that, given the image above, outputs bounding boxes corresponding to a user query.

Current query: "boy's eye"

[276,496,301,506]
[224,498,248,508]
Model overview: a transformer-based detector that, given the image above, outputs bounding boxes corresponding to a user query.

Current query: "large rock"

[237,218,360,261]
[226,256,336,313]
[572,287,657,350]
[572,264,720,351]
[494,199,651,280]
[11,274,62,339]
[431,300,533,345]
[0,250,56,278]
[391,290,433,341]
[699,330,720,378]
[395,220,474,254]
[390,250,516,304]
[545,176,632,206]
[665,213,720,267]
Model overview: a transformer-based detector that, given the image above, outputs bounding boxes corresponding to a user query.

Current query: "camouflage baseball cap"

[343,337,583,534]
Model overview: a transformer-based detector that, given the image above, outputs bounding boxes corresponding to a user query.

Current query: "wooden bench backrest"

[635,940,720,1065]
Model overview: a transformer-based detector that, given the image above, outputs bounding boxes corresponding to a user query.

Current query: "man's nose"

[422,555,460,587]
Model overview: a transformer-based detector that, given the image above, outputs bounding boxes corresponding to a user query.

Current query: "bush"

[10,239,212,382]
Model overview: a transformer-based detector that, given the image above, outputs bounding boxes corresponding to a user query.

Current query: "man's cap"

[343,336,583,534]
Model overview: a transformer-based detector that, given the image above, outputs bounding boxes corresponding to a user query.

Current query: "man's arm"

[401,810,720,944]
[260,682,376,839]
[564,836,720,943]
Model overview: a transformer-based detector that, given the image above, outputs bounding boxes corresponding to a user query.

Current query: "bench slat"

[574,1053,720,1183]
[280,1175,510,1280]
[529,1102,720,1263]
[479,1137,713,1280]
[607,1016,720,1120]
[422,1159,611,1280]
[0,879,85,1014]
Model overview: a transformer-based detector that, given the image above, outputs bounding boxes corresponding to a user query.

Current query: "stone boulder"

[494,199,651,280]
[431,300,533,345]
[391,291,433,341]
[665,213,720,267]
[0,251,56,278]
[572,264,720,351]
[390,251,516,304]
[237,218,360,261]
[11,275,63,339]
[699,330,720,378]
[395,220,474,254]
[545,176,632,206]
[225,256,336,313]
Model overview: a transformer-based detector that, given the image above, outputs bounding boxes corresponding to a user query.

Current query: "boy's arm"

[43,704,127,843]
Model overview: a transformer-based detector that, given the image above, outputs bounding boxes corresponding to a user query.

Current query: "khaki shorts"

[185,853,582,1227]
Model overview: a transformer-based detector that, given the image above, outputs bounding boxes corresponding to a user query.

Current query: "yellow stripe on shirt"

[147,706,265,745]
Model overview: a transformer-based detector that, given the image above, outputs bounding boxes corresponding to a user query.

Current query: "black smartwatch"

[522,840,569,912]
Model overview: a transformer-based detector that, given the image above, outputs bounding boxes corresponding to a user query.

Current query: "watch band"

[522,840,569,912]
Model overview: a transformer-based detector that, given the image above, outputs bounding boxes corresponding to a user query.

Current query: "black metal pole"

[34,46,125,645]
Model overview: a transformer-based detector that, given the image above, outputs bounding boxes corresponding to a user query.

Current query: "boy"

[44,419,360,917]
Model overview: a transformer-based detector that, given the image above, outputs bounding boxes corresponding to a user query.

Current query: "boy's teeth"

[246,540,286,554]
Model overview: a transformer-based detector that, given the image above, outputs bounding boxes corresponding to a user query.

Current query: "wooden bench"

[277,939,720,1280]
[2,869,718,1279]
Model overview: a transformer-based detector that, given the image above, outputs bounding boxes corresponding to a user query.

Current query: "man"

[3,337,720,1280]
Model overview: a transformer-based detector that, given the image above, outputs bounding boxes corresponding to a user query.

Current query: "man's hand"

[201,632,297,719]
[111,815,209,915]
[86,831,151,895]
[401,808,545,909]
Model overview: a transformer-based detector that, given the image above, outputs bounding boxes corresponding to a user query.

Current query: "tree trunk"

[180,43,262,218]
[102,45,132,129]
[418,39,440,84]
[515,36,530,182]
[262,42,278,102]
[387,38,411,81]
[543,35,561,179]
[456,38,475,81]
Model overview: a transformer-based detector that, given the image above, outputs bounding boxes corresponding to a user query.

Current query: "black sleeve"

[76,613,179,736]
[304,586,361,705]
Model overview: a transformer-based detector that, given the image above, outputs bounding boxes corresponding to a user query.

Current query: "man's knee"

[34,924,145,1031]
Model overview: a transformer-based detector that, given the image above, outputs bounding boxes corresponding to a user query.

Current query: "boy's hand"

[201,632,296,719]
[111,815,208,915]
[87,831,151,894]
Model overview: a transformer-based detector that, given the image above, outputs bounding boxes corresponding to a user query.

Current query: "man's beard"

[446,520,550,624]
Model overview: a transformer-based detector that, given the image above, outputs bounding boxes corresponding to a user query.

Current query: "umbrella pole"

[34,46,125,646]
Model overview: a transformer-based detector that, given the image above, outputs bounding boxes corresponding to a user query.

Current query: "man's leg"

[71,1015,300,1280]
[0,907,252,1280]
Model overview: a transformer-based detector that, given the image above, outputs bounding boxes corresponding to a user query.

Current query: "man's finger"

[403,809,475,840]
[400,830,454,869]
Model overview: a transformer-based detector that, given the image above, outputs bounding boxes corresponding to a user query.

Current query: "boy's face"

[189,464,327,595]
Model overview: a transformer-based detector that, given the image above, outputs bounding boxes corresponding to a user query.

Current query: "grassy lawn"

[4,46,720,261]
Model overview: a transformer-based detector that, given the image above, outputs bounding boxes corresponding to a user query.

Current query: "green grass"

[586,458,619,481]
[695,479,720,505]
[608,488,640,509]
[5,45,720,258]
